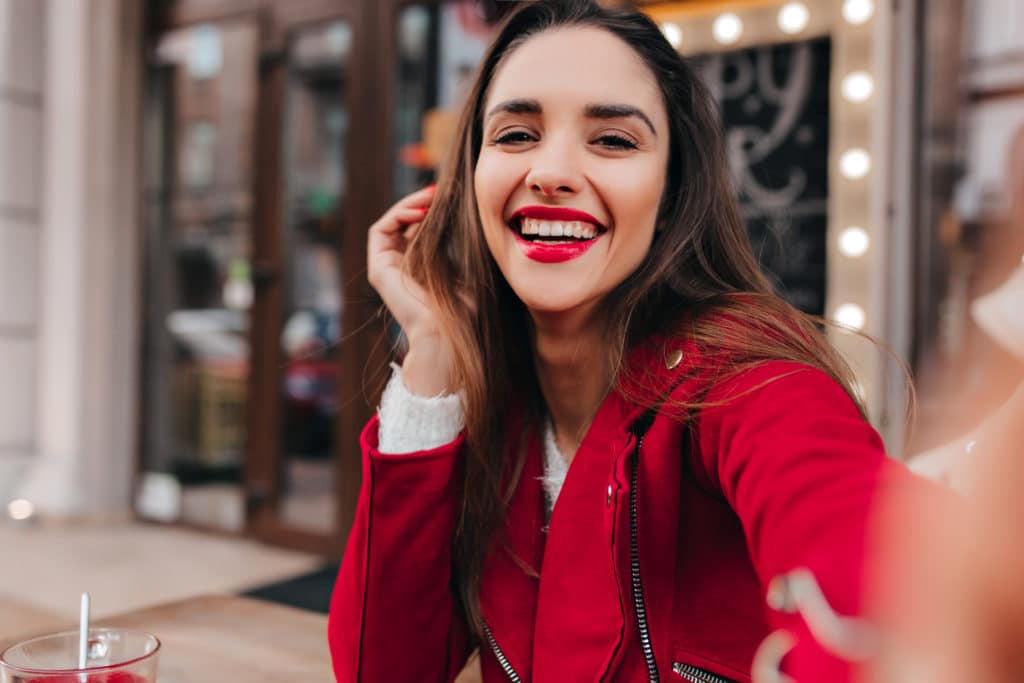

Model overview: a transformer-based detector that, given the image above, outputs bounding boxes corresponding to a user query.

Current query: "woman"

[329,1,913,681]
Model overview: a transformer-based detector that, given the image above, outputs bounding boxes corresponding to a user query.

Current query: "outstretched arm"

[693,361,919,681]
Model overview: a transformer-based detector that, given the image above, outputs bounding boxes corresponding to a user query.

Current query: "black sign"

[696,37,832,316]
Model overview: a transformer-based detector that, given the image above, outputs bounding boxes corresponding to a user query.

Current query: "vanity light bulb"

[842,0,875,25]
[778,3,810,35]
[835,304,866,331]
[842,71,875,102]
[712,13,743,45]
[7,498,34,521]
[661,22,682,49]
[839,227,870,257]
[840,149,871,179]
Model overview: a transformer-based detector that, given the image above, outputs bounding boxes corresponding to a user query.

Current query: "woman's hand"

[367,184,455,395]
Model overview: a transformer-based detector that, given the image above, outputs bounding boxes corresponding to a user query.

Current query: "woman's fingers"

[366,186,436,312]
[373,186,436,234]
[395,206,429,223]
[370,208,422,236]
[368,208,426,262]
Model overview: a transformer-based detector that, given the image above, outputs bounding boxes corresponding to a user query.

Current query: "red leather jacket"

[328,336,914,682]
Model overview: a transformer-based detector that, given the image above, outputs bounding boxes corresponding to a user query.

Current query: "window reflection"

[140,19,259,532]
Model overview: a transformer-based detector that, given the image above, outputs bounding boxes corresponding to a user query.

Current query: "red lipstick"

[508,205,604,227]
[507,205,605,264]
[512,230,600,263]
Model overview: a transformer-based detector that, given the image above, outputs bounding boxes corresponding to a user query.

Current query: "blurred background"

[0,0,1021,631]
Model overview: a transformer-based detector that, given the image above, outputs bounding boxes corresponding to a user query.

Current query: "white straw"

[78,592,90,671]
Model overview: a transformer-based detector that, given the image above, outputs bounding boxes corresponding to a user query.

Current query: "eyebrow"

[485,98,658,137]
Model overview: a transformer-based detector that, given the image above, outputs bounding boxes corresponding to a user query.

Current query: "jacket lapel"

[531,337,707,681]
[479,424,546,679]
[532,388,636,682]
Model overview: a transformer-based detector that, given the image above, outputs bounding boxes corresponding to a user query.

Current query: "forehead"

[485,25,664,119]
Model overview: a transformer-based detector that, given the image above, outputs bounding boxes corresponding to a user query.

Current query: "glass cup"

[0,628,159,683]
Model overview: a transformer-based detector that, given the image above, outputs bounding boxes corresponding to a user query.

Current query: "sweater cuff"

[377,362,465,454]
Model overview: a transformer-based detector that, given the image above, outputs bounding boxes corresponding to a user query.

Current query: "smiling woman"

[328,1,921,682]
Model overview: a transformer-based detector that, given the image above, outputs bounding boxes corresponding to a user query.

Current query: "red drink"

[26,674,148,683]
[2,629,159,683]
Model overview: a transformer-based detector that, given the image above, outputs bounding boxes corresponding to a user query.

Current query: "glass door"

[140,15,261,533]
[254,18,351,544]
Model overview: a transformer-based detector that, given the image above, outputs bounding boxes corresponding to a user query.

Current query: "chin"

[509,287,575,312]
[505,280,601,318]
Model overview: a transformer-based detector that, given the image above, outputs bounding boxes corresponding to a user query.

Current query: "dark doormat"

[241,562,339,614]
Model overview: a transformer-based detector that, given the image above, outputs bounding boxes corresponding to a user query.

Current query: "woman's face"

[475,26,670,322]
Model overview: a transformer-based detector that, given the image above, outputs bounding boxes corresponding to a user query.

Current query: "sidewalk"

[0,520,323,631]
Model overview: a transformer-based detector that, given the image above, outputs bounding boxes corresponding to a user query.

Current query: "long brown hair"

[404,0,865,638]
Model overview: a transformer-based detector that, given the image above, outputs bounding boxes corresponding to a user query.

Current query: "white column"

[16,0,89,514]
[0,0,45,502]
[17,0,142,516]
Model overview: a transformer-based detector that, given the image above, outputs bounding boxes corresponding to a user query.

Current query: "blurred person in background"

[909,128,1024,494]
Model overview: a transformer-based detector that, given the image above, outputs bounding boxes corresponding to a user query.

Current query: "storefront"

[2,0,1015,555]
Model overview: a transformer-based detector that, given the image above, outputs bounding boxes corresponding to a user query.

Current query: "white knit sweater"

[377,364,568,515]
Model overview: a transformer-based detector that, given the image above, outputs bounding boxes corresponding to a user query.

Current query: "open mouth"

[506,216,605,264]
[508,216,606,244]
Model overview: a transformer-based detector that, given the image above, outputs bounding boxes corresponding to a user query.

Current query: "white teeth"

[517,217,600,239]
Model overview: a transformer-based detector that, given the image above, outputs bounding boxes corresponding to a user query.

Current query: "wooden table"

[1,596,333,682]
[0,598,65,645]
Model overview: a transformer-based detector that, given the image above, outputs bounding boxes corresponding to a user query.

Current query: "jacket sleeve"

[328,415,471,682]
[691,360,915,681]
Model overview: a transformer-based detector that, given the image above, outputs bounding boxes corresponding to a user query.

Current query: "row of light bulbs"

[658,0,877,334]
[835,0,873,333]
[659,0,875,49]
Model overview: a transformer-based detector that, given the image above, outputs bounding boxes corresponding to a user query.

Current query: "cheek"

[474,153,511,225]
[597,163,665,234]
[620,162,666,218]
[598,165,665,276]
[473,156,511,260]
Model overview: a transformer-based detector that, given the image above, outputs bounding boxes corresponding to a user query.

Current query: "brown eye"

[595,135,638,150]
[494,131,535,145]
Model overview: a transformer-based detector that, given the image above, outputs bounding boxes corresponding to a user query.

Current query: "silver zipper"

[630,433,660,682]
[671,662,737,683]
[483,621,522,682]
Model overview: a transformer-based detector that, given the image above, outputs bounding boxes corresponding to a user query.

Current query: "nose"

[524,136,583,198]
